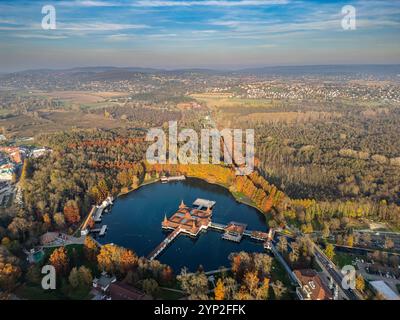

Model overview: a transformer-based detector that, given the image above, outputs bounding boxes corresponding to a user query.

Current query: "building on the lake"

[162,200,213,236]
[222,222,247,242]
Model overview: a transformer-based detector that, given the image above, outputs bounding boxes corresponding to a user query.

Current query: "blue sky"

[0,0,399,71]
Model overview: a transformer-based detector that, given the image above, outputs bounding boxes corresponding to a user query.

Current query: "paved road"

[313,245,359,300]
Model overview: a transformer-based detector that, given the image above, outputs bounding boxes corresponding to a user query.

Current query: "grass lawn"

[16,284,65,300]
[16,282,92,300]
[270,259,295,299]
[157,288,185,300]
[333,251,358,269]
[231,191,257,208]
[44,244,83,257]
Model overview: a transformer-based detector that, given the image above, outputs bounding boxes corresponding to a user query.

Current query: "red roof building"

[294,269,333,300]
[109,282,152,300]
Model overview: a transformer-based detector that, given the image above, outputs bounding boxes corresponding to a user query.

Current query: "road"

[313,244,359,300]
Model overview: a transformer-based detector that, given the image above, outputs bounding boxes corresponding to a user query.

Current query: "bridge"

[211,222,271,241]
[148,227,182,261]
[209,222,226,231]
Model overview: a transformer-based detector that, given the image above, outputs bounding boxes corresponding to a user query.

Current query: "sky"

[0,0,400,72]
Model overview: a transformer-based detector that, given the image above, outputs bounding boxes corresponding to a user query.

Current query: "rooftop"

[369,280,400,300]
[193,198,216,209]
[110,282,152,300]
[294,269,333,300]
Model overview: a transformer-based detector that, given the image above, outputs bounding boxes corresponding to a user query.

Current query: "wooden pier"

[148,228,182,260]
[90,225,108,236]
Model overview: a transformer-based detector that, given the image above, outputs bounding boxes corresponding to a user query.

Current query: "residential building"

[0,162,15,181]
[92,272,117,293]
[294,269,333,300]
[109,282,152,300]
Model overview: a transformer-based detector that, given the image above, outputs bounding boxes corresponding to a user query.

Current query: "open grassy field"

[191,92,343,126]
[0,111,127,138]
[35,90,129,104]
[236,111,341,124]
[191,93,276,110]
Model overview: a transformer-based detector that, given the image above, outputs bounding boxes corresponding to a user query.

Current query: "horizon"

[1,0,400,72]
[3,63,400,74]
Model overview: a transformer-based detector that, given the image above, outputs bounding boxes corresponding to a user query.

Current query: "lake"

[98,178,268,272]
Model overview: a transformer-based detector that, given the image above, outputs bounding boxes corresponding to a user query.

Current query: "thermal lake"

[98,178,268,272]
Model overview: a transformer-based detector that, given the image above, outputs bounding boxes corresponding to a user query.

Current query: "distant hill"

[235,64,400,77]
[2,64,400,81]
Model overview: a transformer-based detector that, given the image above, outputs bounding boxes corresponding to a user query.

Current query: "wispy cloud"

[13,34,68,39]
[58,0,289,7]
[134,0,289,7]
[59,22,149,31]
[59,0,120,7]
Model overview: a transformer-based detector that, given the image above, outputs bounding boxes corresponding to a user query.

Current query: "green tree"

[142,278,159,297]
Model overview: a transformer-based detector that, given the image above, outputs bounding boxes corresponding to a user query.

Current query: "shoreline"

[115,175,266,216]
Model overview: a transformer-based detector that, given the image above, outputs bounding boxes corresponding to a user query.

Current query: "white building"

[31,148,50,158]
[0,163,15,181]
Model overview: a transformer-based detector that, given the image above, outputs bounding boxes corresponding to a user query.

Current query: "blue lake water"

[98,178,268,272]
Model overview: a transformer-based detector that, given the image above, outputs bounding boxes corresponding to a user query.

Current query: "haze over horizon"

[1,0,400,72]
[4,63,400,75]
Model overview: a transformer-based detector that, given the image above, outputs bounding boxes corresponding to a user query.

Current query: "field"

[235,111,341,124]
[0,111,127,138]
[191,92,342,126]
[35,90,129,104]
[191,93,276,109]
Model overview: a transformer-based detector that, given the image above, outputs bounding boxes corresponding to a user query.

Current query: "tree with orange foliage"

[161,266,174,285]
[214,278,225,300]
[231,254,242,274]
[97,244,137,275]
[119,249,137,274]
[43,213,51,229]
[0,263,21,291]
[84,236,98,261]
[49,247,69,275]
[256,277,270,300]
[243,271,259,297]
[63,200,81,225]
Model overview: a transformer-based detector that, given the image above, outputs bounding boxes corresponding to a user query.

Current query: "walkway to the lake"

[148,227,182,260]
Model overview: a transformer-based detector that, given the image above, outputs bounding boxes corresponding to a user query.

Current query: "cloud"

[13,34,68,39]
[57,0,289,7]
[133,0,289,7]
[59,1,120,7]
[192,29,217,34]
[59,22,149,31]
[105,33,135,41]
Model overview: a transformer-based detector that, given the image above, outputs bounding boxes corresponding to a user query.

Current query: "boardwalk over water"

[148,228,182,260]
[148,221,273,261]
